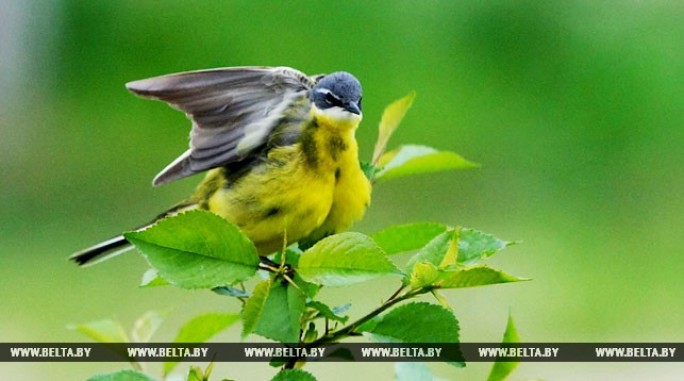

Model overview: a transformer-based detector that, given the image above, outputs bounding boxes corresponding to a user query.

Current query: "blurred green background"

[2,1,683,380]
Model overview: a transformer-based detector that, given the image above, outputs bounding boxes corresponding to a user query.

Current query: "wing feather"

[126,66,316,185]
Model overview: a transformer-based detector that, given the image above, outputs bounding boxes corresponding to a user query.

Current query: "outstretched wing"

[126,66,316,185]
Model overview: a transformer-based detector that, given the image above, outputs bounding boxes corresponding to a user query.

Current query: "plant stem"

[386,284,406,302]
[282,286,431,369]
[314,288,424,345]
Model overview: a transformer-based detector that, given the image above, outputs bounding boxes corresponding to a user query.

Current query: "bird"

[70,66,371,266]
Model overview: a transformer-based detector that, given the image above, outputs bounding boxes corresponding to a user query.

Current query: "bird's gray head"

[311,72,363,116]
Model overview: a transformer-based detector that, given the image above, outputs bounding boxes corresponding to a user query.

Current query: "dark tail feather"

[70,203,199,267]
[69,235,132,266]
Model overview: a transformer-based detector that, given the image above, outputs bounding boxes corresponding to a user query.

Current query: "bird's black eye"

[324,92,339,106]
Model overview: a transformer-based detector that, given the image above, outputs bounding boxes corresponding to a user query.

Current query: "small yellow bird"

[71,66,371,265]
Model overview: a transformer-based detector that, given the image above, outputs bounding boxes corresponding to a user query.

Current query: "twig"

[282,286,432,369]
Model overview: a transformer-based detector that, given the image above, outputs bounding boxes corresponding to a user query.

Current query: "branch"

[282,285,432,369]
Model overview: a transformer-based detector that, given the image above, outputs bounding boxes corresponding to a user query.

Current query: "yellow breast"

[303,107,372,242]
[203,106,371,254]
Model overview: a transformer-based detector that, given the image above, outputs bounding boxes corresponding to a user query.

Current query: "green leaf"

[298,232,402,286]
[256,282,306,343]
[272,246,303,267]
[375,145,478,183]
[131,311,165,343]
[372,92,416,166]
[173,312,240,343]
[430,289,451,309]
[307,301,350,323]
[404,229,457,281]
[140,268,170,287]
[458,228,513,266]
[186,362,221,381]
[124,210,259,289]
[409,262,442,290]
[186,366,204,381]
[394,362,442,381]
[88,370,156,381]
[68,319,129,343]
[164,312,240,374]
[359,160,380,182]
[241,280,271,338]
[372,222,448,255]
[360,160,380,182]
[359,302,463,367]
[359,302,460,343]
[271,369,318,381]
[437,265,529,289]
[242,279,306,343]
[487,314,521,381]
[292,272,320,298]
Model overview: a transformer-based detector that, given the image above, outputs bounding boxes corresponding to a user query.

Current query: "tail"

[70,202,200,267]
[69,235,132,266]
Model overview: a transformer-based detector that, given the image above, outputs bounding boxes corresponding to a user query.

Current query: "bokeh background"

[2,1,684,380]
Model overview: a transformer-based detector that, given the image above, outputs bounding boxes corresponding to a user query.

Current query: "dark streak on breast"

[263,206,281,218]
[328,135,348,161]
[301,118,319,168]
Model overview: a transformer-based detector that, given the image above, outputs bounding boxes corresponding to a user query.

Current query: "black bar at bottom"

[1,343,682,362]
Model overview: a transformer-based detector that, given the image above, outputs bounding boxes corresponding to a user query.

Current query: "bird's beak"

[345,101,362,115]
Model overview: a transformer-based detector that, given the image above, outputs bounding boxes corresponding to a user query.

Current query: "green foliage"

[358,302,460,344]
[242,280,306,343]
[70,311,166,371]
[375,145,478,183]
[88,370,157,381]
[392,312,522,380]
[408,262,442,290]
[365,92,476,184]
[298,232,402,286]
[173,313,240,344]
[186,365,211,381]
[81,93,525,381]
[372,92,416,166]
[437,266,528,289]
[271,369,318,381]
[487,314,521,381]
[131,311,166,343]
[124,210,259,289]
[359,302,465,368]
[394,362,443,381]
[187,363,233,381]
[306,301,350,324]
[404,229,458,279]
[165,313,240,374]
[68,319,129,343]
[139,269,170,288]
[360,160,380,181]
[458,228,514,266]
[240,279,270,337]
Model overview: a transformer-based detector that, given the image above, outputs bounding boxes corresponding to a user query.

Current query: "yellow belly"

[207,145,335,254]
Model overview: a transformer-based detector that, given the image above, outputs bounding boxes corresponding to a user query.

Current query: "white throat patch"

[315,105,362,124]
